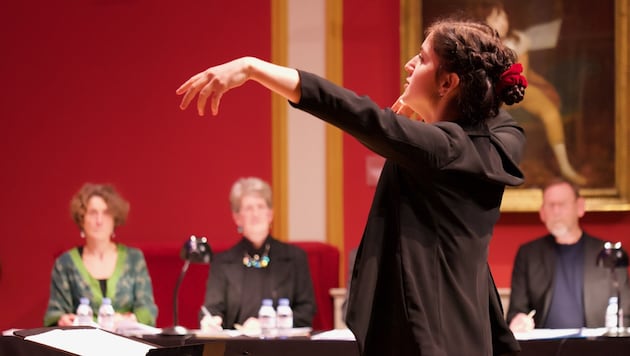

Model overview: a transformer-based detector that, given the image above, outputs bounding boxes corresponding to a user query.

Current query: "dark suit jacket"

[507,233,630,327]
[292,71,525,356]
[202,236,316,329]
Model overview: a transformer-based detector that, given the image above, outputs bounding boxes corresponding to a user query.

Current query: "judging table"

[145,335,630,356]
[3,328,630,355]
[142,334,361,356]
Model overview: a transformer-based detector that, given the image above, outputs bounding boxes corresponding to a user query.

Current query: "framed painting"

[400,0,630,211]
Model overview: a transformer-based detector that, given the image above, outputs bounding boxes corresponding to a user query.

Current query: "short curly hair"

[70,183,130,229]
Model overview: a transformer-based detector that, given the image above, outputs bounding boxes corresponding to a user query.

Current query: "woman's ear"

[439,72,460,97]
[232,211,242,227]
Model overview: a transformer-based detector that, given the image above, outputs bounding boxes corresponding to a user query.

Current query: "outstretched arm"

[176,57,301,116]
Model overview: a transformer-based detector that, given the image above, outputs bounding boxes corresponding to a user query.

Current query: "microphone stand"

[160,235,212,336]
[599,241,630,337]
[161,260,191,335]
[607,267,630,336]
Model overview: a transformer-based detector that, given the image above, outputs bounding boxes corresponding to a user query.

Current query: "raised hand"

[176,58,252,116]
[177,57,302,117]
[391,96,421,121]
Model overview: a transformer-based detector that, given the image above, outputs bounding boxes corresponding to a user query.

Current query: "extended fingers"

[177,63,241,116]
[210,92,222,116]
[392,97,412,115]
[395,103,415,117]
[197,78,225,116]
[175,72,217,116]
[175,77,194,96]
[178,77,202,110]
[176,72,203,94]
[392,97,422,121]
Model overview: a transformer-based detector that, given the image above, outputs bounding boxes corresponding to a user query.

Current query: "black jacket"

[507,233,630,327]
[292,71,525,356]
[202,236,316,329]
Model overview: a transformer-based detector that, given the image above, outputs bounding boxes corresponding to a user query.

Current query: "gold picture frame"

[400,0,630,211]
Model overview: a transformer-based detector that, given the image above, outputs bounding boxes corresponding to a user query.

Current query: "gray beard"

[548,224,570,240]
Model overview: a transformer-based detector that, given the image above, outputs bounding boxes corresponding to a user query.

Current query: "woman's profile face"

[400,34,442,123]
[82,195,115,242]
[233,194,273,239]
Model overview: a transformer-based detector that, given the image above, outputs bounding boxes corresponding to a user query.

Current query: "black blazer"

[202,236,316,329]
[292,71,525,356]
[507,233,630,327]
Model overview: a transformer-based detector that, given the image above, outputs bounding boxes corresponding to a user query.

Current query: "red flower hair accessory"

[495,63,528,95]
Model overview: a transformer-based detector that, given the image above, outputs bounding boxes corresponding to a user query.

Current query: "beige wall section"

[287,0,327,242]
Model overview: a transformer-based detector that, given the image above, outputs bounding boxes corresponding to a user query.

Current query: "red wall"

[341,0,401,276]
[0,0,271,330]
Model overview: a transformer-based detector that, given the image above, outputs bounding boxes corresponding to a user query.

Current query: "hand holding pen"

[200,306,224,331]
[509,310,536,333]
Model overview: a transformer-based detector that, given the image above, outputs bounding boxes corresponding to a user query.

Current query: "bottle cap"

[262,298,273,306]
[80,297,89,305]
[278,298,290,306]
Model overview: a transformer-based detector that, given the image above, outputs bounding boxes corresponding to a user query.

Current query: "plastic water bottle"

[97,297,116,332]
[276,298,293,339]
[258,298,277,339]
[75,297,93,326]
[606,296,620,332]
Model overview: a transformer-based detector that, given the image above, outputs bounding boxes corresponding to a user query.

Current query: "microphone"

[161,235,213,336]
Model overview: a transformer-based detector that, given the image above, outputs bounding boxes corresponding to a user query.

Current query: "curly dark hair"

[70,183,130,229]
[427,19,526,126]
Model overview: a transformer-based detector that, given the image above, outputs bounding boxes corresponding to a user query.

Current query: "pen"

[201,306,212,318]
[527,310,536,319]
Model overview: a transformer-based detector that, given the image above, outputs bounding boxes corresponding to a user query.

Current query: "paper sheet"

[194,326,312,339]
[25,328,156,356]
[514,327,612,340]
[115,320,163,337]
[311,328,356,341]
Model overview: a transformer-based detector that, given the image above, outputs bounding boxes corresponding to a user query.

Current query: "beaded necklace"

[242,243,270,268]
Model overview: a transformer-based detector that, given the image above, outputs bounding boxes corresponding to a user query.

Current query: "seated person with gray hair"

[200,177,316,331]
